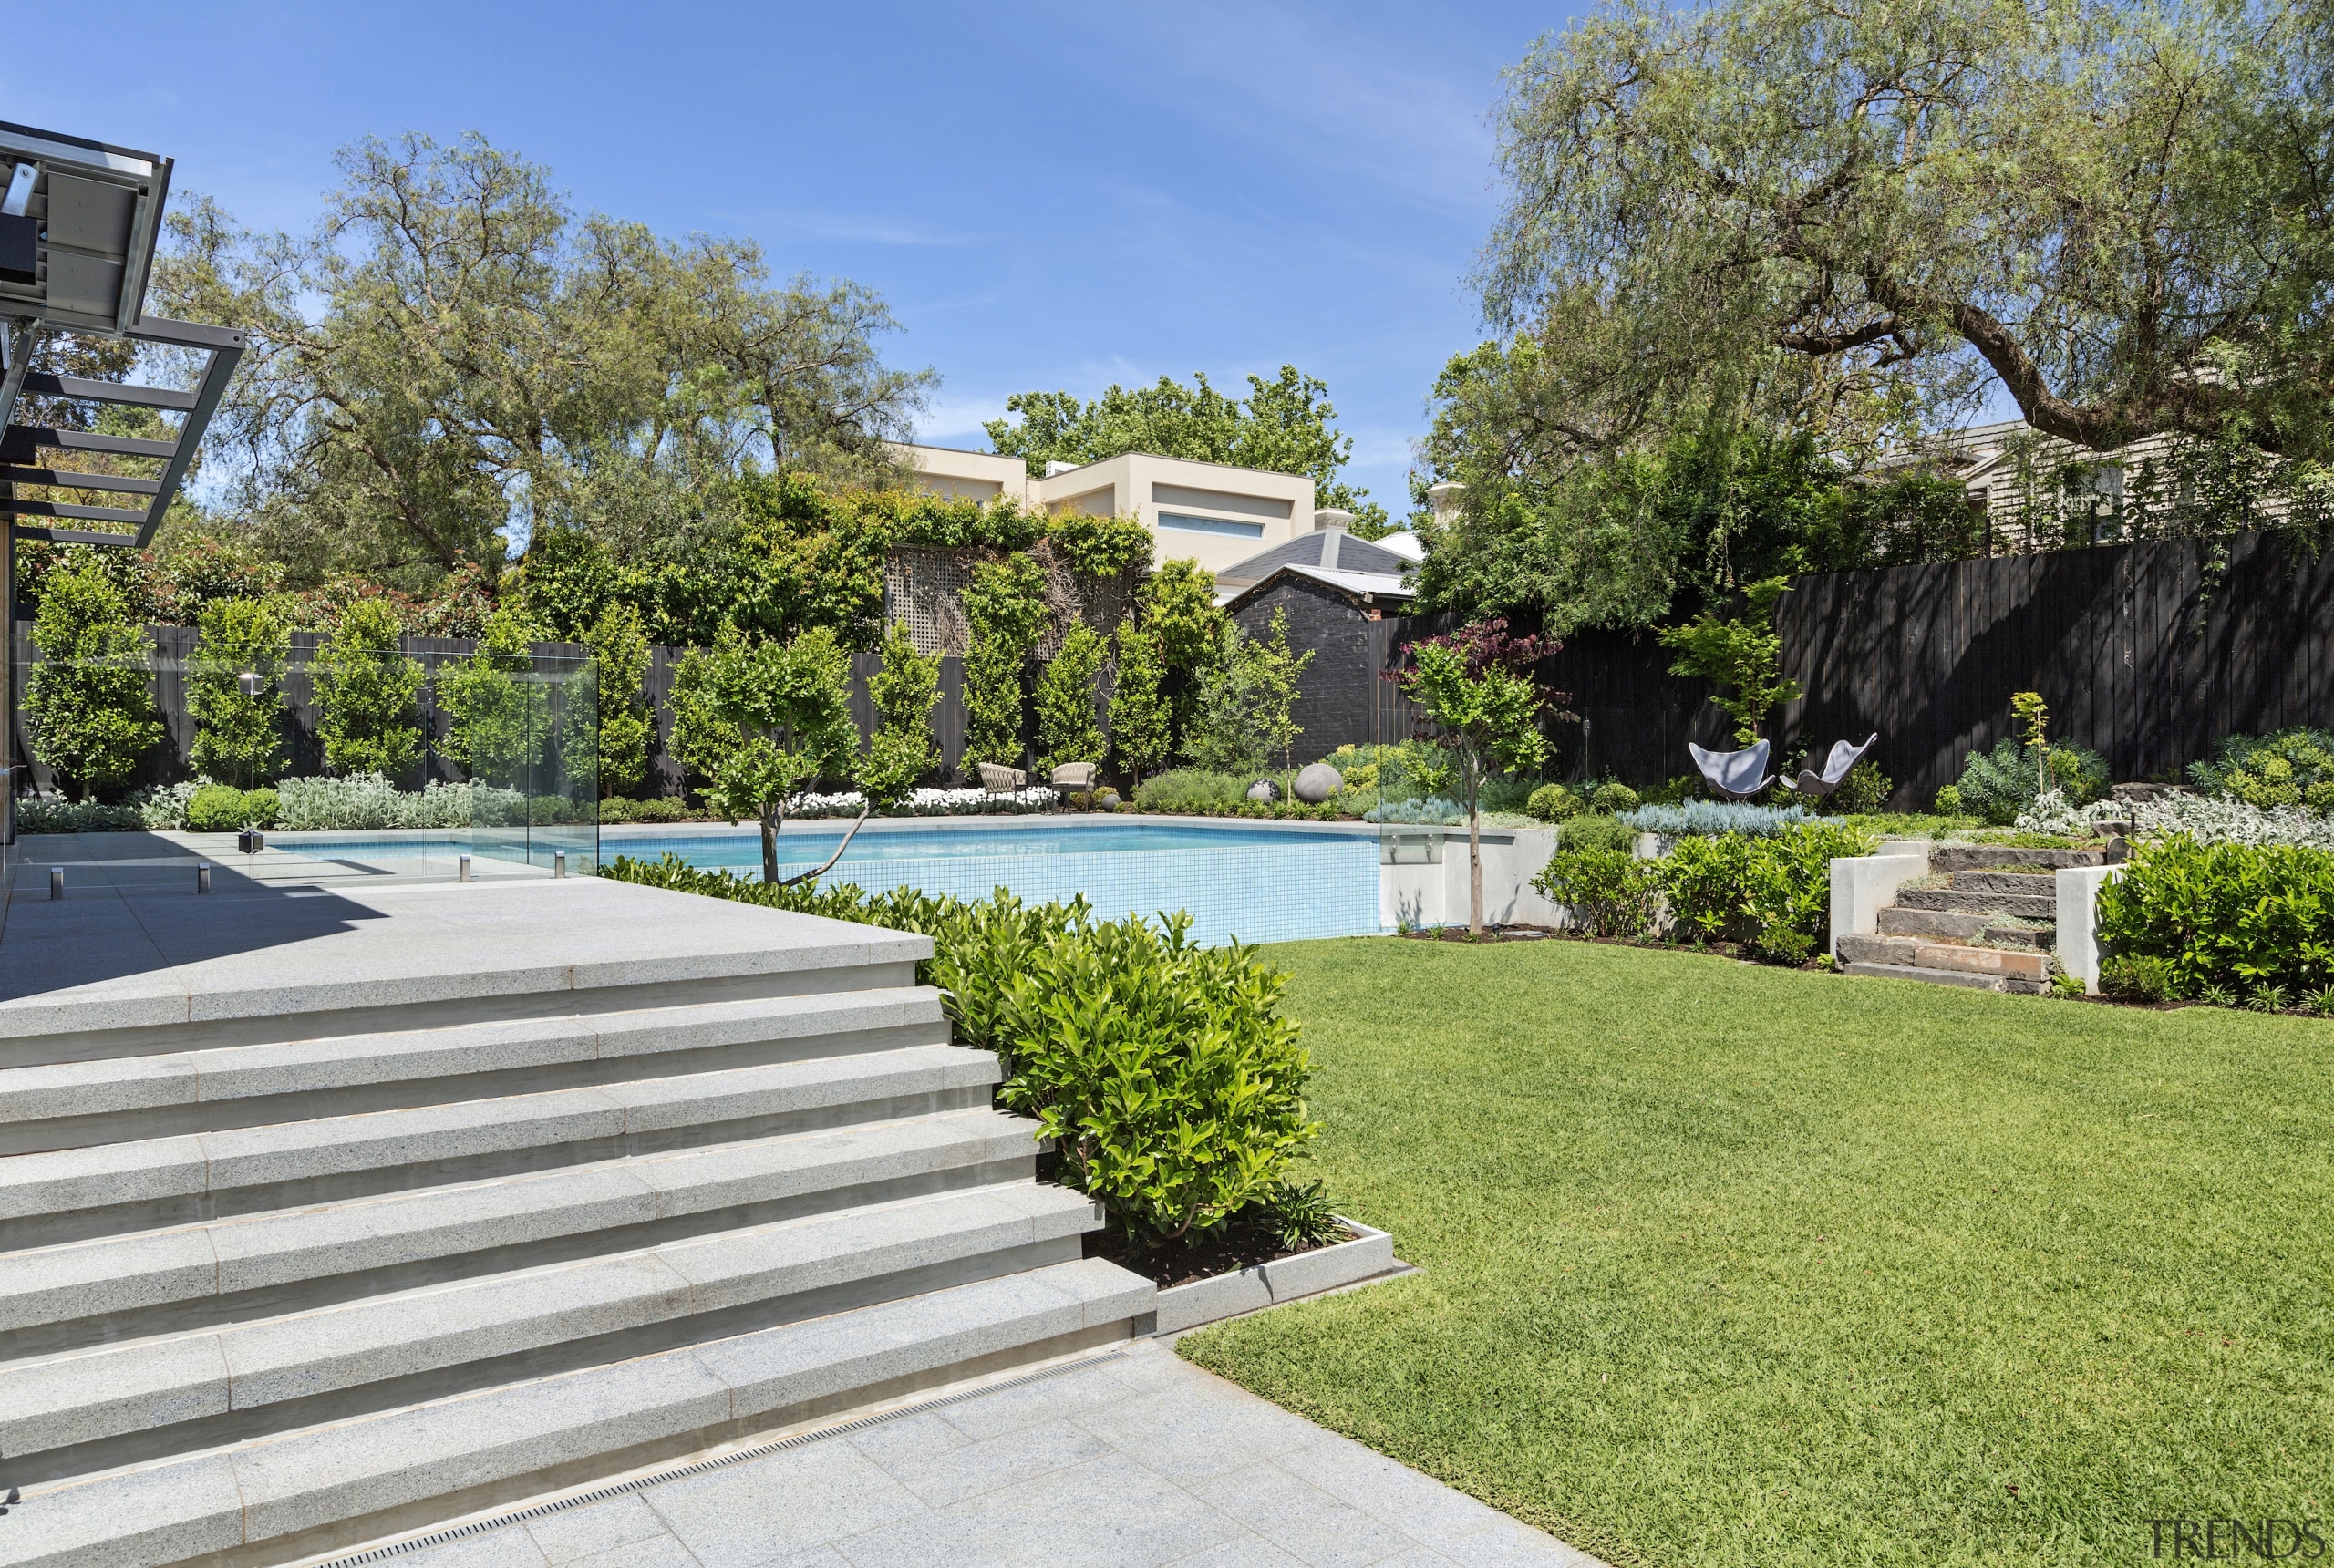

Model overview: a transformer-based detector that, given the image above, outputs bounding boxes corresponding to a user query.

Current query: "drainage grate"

[313,1346,1129,1566]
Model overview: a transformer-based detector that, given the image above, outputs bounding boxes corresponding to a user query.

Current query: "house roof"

[1218,562,1418,612]
[1213,529,1415,587]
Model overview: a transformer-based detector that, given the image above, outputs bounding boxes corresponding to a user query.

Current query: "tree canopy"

[984,366,1394,533]
[153,132,937,592]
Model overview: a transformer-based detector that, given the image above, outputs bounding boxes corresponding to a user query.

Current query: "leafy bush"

[2099,954,2176,1002]
[25,565,164,799]
[1257,1178,1345,1251]
[186,784,278,832]
[1560,814,1634,854]
[1588,780,1641,812]
[1527,782,1584,821]
[1954,736,2110,825]
[2187,727,2334,812]
[1365,796,1467,825]
[1136,770,1249,813]
[2020,787,2334,851]
[1656,822,1877,962]
[15,796,146,833]
[1033,622,1108,774]
[1829,758,1893,814]
[188,596,291,789]
[1533,844,1657,938]
[1935,784,1965,814]
[1619,801,1814,838]
[601,796,689,824]
[315,600,425,779]
[601,856,1317,1247]
[273,774,497,831]
[2097,834,2334,997]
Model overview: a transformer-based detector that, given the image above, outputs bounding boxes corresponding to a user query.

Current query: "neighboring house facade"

[1218,516,1420,763]
[892,442,1317,577]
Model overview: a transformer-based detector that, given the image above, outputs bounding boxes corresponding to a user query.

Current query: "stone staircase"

[1838,846,2112,994]
[0,882,1154,1568]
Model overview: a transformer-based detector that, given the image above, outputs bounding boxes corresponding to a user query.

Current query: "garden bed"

[1088,1218,1400,1335]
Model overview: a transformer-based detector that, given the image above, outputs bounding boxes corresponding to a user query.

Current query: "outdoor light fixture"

[238,670,263,697]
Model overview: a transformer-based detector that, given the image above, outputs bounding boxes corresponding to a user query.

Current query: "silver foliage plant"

[2017,789,2334,851]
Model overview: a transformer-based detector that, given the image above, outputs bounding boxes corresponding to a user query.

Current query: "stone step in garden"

[1951,870,2065,895]
[0,1108,1045,1361]
[1931,846,2113,873]
[1895,887,2059,920]
[0,1181,1101,1485]
[1874,907,2054,949]
[1839,959,2047,995]
[0,1257,1154,1568]
[0,1046,1005,1251]
[0,987,948,1157]
[1835,935,2050,983]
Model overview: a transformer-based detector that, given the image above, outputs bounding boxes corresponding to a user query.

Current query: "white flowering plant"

[783,786,1058,819]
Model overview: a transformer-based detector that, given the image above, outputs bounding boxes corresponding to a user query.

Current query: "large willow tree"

[152,133,936,592]
[1419,0,2334,624]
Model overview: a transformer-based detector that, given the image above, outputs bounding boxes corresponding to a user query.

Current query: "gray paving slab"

[360,1341,1599,1568]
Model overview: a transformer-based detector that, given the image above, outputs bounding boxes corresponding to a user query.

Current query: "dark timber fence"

[1364,529,2334,809]
[18,528,2329,808]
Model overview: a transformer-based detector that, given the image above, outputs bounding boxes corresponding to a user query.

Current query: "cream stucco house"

[890,442,1321,577]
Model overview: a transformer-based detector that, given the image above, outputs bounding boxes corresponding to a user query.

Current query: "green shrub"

[1533,845,1657,939]
[1829,758,1893,814]
[1935,784,1965,814]
[188,596,291,789]
[186,784,246,833]
[605,795,686,824]
[1560,814,1634,855]
[1136,769,1253,812]
[600,855,1317,1247]
[2096,834,2334,996]
[25,566,164,799]
[1256,1178,1344,1251]
[315,600,425,779]
[1953,736,2111,824]
[2098,954,2176,1002]
[1033,622,1108,774]
[1588,780,1641,813]
[243,787,280,828]
[1656,822,1877,963]
[1527,782,1583,821]
[1643,775,1704,806]
[2187,727,2334,812]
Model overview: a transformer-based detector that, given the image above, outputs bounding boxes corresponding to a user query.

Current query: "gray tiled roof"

[1213,530,1413,585]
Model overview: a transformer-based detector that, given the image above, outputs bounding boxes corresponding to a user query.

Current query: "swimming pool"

[607,820,1384,945]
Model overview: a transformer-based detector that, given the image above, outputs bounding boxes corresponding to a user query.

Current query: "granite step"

[0,1047,1005,1250]
[1951,870,2063,896]
[1932,846,2111,873]
[0,1257,1154,1568]
[0,987,949,1157]
[0,1108,1043,1359]
[0,1181,1101,1484]
[1841,960,2019,992]
[1895,887,2057,919]
[1836,935,2049,981]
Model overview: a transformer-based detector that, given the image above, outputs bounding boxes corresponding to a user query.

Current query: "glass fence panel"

[10,641,598,889]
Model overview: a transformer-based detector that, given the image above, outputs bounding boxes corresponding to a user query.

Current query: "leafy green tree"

[314,598,425,778]
[960,554,1048,770]
[439,605,550,785]
[154,132,937,591]
[188,596,292,788]
[1657,577,1803,745]
[1034,623,1108,775]
[25,566,163,799]
[669,626,858,882]
[986,366,1389,529]
[1395,620,1554,934]
[1185,611,1315,778]
[1137,559,1224,749]
[1108,624,1172,785]
[867,623,941,790]
[572,601,653,799]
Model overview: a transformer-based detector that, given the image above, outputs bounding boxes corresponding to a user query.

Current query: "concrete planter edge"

[1152,1217,1401,1336]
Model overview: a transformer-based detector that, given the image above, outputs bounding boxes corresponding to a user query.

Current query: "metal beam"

[129,317,244,547]
[126,316,244,352]
[0,465,161,494]
[18,372,197,411]
[0,497,149,524]
[8,524,142,546]
[0,427,175,460]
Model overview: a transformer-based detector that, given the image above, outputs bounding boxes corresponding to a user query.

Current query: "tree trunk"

[759,807,780,883]
[1467,769,1484,937]
[778,802,874,889]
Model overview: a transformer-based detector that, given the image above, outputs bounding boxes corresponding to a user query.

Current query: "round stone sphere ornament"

[1245,779,1281,803]
[1293,763,1344,804]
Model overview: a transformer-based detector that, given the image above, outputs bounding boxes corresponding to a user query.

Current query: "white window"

[1156,511,1265,538]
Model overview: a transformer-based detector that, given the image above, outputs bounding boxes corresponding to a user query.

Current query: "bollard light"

[48,867,63,901]
[196,862,212,894]
[237,670,263,698]
[458,855,472,883]
[553,851,566,879]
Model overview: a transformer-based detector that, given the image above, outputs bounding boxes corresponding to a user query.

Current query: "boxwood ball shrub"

[186,784,279,832]
[2096,834,2334,998]
[1588,779,1641,813]
[1527,782,1584,821]
[603,856,1318,1246]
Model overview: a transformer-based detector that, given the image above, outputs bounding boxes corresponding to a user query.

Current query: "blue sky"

[7,1,1578,525]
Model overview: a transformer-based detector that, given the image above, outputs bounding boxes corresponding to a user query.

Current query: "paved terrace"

[0,860,1600,1568]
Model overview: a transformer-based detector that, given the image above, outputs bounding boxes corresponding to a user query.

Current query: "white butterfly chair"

[1783,733,1880,799]
[1688,738,1775,800]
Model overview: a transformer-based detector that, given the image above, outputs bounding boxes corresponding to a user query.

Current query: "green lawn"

[1181,938,2334,1567]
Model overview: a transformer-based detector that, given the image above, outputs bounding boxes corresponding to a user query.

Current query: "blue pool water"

[614,821,1384,945]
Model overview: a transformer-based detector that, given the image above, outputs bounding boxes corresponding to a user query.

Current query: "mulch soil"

[1081,1222,1357,1291]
